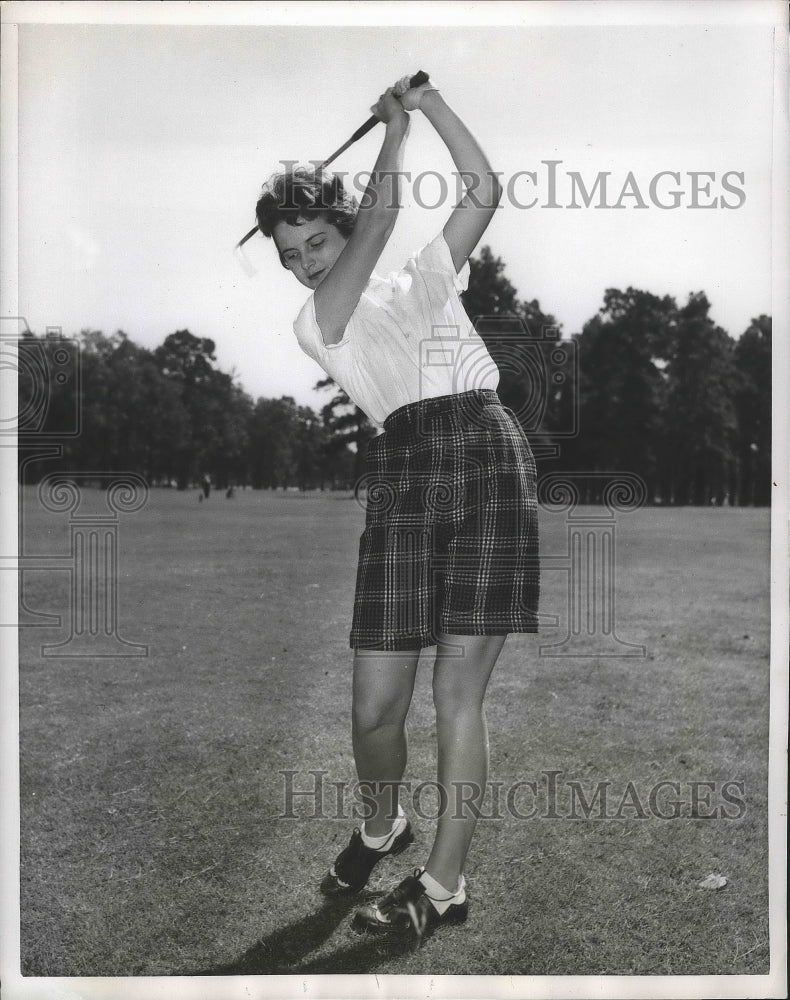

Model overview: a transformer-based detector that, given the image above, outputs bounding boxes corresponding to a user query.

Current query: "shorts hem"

[350,623,539,652]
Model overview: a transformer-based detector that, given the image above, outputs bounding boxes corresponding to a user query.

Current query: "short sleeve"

[293,293,350,358]
[413,232,470,293]
[293,295,321,361]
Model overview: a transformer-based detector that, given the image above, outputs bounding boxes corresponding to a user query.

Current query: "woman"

[254,75,539,941]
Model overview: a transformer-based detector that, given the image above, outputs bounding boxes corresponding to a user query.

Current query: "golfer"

[254,75,539,941]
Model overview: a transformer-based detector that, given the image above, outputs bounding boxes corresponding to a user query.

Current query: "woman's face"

[272,216,348,289]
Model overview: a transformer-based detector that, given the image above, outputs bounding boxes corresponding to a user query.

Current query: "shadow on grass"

[193,895,413,975]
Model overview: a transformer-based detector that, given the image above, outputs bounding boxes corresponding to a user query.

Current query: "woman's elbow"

[471,171,502,211]
[356,203,399,238]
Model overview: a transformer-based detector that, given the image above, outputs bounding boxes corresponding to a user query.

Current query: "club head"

[234,241,258,278]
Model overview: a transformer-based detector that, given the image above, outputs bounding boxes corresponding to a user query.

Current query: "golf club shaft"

[237,71,429,249]
[319,70,429,170]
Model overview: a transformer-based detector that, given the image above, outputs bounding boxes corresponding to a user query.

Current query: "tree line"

[17,246,770,505]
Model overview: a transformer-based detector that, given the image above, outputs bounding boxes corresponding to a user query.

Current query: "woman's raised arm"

[313,90,409,345]
[403,82,502,273]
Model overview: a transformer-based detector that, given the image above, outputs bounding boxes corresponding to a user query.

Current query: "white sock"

[360,806,406,850]
[419,870,466,915]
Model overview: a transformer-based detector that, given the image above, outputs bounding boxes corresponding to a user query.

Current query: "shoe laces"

[336,828,364,866]
[379,869,424,912]
[383,870,432,941]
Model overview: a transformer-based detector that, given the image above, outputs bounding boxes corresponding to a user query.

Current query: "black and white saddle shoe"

[351,868,468,942]
[319,819,415,896]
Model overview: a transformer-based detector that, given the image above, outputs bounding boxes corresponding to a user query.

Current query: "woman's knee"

[431,634,506,718]
[352,650,418,737]
[431,674,485,721]
[352,695,409,737]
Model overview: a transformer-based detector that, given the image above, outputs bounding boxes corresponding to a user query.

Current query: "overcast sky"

[9,2,781,410]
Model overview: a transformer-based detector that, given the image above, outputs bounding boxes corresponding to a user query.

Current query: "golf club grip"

[330,71,431,150]
[363,69,430,131]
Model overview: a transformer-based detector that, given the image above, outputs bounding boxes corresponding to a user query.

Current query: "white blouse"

[293,232,500,427]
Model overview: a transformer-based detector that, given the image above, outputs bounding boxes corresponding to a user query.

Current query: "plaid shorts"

[350,389,540,651]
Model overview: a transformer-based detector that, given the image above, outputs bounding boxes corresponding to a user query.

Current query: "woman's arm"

[314,90,409,345]
[404,83,502,273]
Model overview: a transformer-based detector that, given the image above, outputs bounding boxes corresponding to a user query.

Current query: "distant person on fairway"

[254,75,539,942]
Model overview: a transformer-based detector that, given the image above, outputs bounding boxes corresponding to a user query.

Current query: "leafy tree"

[663,293,739,505]
[18,328,193,484]
[316,376,375,483]
[15,268,771,505]
[293,402,342,490]
[154,330,251,489]
[569,288,676,499]
[153,329,218,386]
[463,245,520,318]
[17,328,81,442]
[17,327,86,483]
[733,315,771,505]
[87,332,187,481]
[248,396,298,489]
[212,380,254,489]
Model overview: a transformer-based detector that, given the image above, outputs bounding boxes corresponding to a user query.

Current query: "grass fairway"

[17,487,771,977]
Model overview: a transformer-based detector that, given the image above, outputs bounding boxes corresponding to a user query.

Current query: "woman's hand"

[393,74,438,112]
[370,87,409,127]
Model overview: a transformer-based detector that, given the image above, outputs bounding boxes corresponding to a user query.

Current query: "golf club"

[235,70,429,269]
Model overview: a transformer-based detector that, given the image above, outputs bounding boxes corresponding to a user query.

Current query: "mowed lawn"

[17,486,771,977]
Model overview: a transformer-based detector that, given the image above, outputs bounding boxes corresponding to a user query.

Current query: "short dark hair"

[255,166,358,251]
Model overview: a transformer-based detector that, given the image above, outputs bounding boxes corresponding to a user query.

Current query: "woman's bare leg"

[352,648,420,837]
[424,632,507,891]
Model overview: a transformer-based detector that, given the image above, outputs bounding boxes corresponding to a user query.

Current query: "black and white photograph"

[1,2,787,998]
